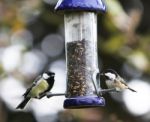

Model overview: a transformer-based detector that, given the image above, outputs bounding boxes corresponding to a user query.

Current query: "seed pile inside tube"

[66,39,94,97]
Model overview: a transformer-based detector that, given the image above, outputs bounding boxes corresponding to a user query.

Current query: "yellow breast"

[30,80,49,98]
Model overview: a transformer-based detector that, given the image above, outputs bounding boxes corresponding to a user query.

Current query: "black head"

[100,69,118,80]
[42,71,55,80]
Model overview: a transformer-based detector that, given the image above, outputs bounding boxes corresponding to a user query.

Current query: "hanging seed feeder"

[55,0,106,109]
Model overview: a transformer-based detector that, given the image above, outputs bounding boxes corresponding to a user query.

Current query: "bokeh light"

[41,34,64,57]
[0,76,26,110]
[17,0,41,23]
[127,52,149,71]
[11,29,33,48]
[122,63,142,78]
[1,45,25,73]
[49,59,66,93]
[19,49,48,77]
[123,79,150,116]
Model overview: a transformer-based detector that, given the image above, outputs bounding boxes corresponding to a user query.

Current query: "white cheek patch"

[105,73,116,80]
[43,73,50,79]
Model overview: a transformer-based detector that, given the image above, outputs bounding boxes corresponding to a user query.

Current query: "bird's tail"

[16,97,30,109]
[128,87,137,92]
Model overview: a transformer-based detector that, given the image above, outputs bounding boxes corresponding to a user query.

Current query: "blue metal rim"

[63,96,105,109]
[55,0,106,12]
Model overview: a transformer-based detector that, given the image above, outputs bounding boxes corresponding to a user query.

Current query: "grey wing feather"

[121,80,128,86]
[118,76,128,85]
[23,75,41,97]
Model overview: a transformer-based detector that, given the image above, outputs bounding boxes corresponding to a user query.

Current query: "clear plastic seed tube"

[65,12,99,97]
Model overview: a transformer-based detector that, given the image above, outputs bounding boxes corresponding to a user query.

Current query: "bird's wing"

[119,78,136,92]
[23,75,41,97]
[119,77,128,86]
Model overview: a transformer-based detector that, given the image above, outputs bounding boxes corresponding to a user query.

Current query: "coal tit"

[100,69,136,92]
[16,71,55,109]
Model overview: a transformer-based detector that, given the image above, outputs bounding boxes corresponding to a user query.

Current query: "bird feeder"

[55,0,106,109]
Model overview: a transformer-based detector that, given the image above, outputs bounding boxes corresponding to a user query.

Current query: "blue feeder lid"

[64,96,105,109]
[55,0,106,12]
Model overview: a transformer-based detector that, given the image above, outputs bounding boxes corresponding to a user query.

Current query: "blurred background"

[0,0,150,122]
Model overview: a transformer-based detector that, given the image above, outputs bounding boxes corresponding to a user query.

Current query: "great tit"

[16,71,55,109]
[100,69,136,92]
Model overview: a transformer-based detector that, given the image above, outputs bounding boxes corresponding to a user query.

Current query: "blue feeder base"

[63,96,105,109]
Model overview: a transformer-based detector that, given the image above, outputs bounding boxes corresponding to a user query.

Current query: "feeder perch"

[55,0,106,109]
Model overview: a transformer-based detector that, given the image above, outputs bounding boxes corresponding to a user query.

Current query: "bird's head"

[100,69,118,81]
[42,71,55,80]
